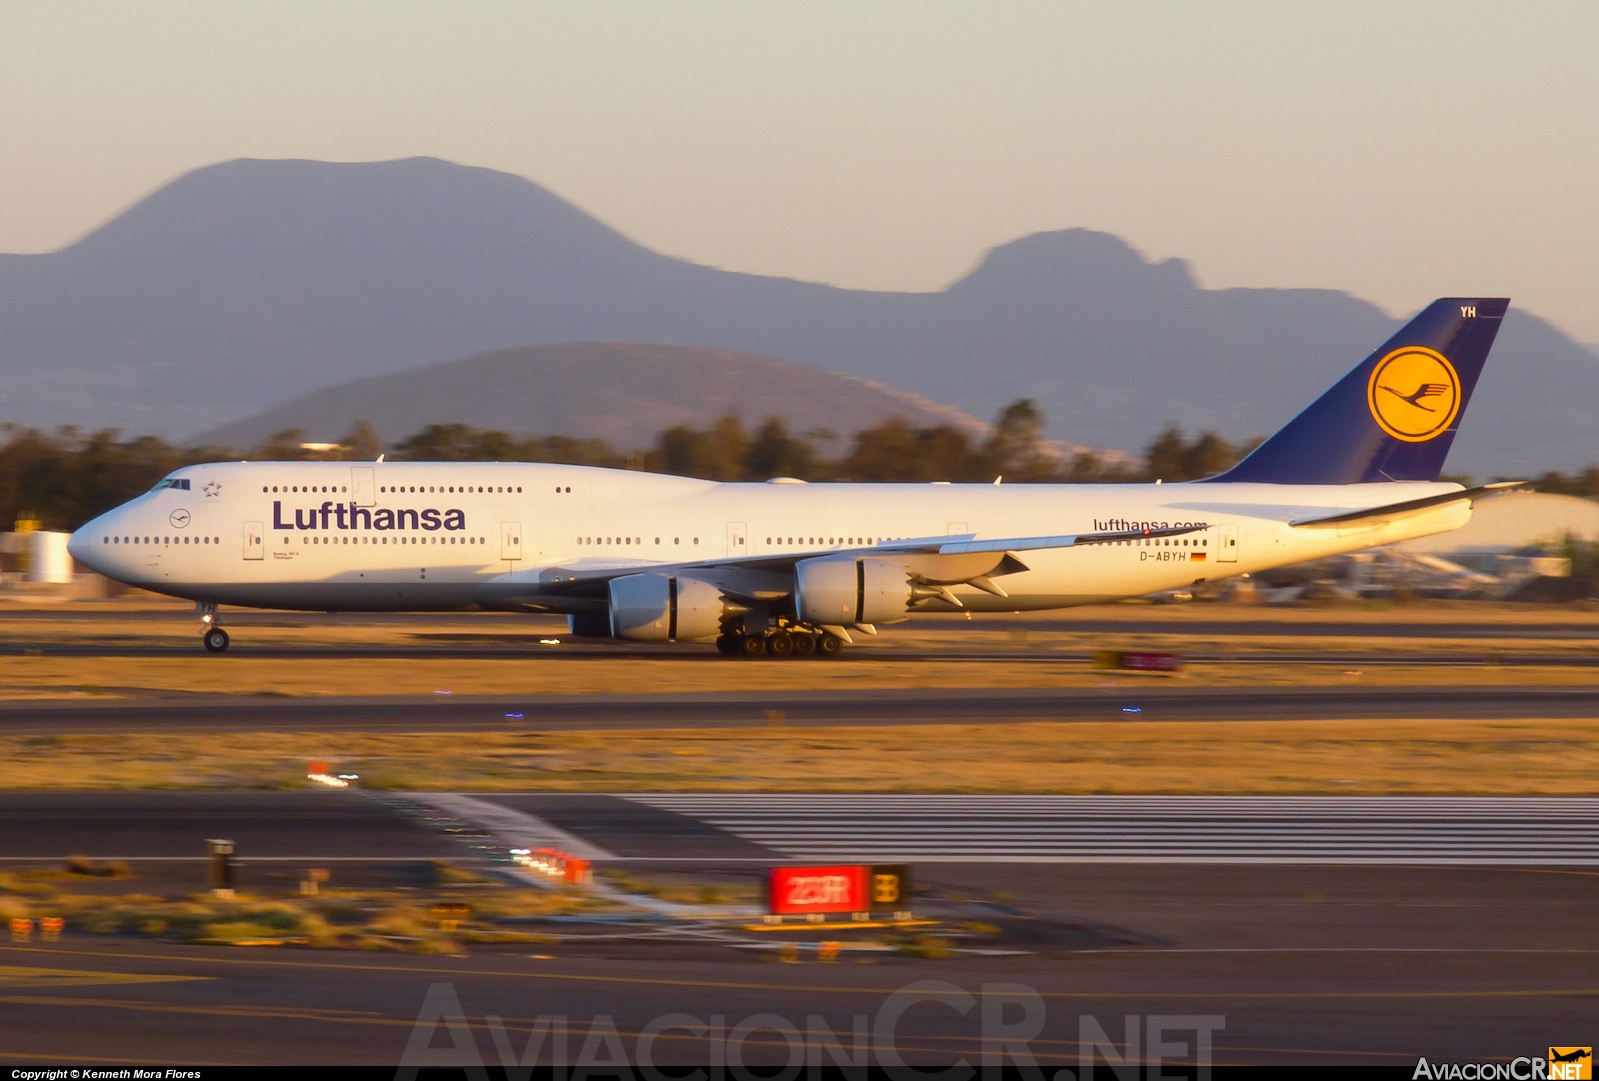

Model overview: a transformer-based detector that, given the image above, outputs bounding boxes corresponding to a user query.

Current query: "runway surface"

[7,642,1599,671]
[1,863,1593,1066]
[8,606,1599,639]
[616,793,1599,865]
[8,791,1595,868]
[6,683,1599,736]
[0,791,459,860]
[2,791,1596,1065]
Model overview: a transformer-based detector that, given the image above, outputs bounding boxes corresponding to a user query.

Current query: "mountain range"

[190,341,989,452]
[1,155,1593,476]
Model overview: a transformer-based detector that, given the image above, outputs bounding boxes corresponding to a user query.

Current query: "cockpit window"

[151,478,191,491]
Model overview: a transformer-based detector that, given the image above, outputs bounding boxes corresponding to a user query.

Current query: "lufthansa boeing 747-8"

[70,299,1522,656]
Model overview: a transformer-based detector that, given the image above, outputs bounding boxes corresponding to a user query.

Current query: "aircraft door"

[244,521,264,560]
[1216,523,1239,563]
[350,467,375,507]
[501,521,523,561]
[726,521,747,557]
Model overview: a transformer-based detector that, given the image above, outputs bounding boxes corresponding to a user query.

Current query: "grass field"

[4,598,1598,794]
[8,654,1599,700]
[7,717,1599,794]
[0,862,605,952]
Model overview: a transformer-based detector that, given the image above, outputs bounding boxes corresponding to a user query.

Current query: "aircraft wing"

[524,522,1211,604]
[919,523,1206,556]
[1288,481,1529,529]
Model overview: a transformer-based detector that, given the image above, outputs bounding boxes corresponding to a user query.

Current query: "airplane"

[70,298,1523,656]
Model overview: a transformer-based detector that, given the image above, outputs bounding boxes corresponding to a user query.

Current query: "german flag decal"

[1190,551,1206,561]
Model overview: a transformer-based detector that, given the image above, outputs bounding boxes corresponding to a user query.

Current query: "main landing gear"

[715,623,844,660]
[198,602,229,653]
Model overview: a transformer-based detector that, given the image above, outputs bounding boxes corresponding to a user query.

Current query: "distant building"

[1395,491,1599,572]
[1237,492,1599,602]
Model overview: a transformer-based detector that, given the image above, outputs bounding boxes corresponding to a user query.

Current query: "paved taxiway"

[10,636,1597,673]
[1,862,1593,1066]
[7,684,1599,737]
[0,791,459,860]
[3,792,1595,1064]
[9,607,1599,639]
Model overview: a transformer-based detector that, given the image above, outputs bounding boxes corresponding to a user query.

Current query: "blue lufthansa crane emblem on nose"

[169,509,190,528]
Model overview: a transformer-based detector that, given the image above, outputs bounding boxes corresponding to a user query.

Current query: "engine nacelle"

[607,573,729,641]
[794,556,912,626]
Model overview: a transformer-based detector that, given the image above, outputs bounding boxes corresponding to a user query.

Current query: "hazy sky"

[3,2,1597,339]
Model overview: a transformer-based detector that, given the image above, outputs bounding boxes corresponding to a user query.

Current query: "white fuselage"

[68,461,1471,615]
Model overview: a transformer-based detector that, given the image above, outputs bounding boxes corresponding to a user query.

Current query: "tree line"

[0,398,1395,531]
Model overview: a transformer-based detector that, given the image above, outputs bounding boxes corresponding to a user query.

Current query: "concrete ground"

[1,791,1593,1069]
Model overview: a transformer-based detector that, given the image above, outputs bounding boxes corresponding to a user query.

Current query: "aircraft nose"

[69,517,112,574]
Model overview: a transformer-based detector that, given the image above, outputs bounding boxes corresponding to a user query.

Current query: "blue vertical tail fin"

[1211,298,1508,484]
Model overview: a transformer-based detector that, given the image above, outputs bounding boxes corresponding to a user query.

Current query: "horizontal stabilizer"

[1289,481,1529,529]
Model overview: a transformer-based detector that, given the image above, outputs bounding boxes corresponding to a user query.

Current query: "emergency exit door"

[244,521,263,560]
[726,521,747,557]
[349,466,375,507]
[501,521,522,561]
[1216,523,1239,562]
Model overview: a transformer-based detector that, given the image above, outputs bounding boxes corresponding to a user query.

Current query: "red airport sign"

[1093,650,1182,673]
[1120,652,1181,672]
[769,865,867,915]
[768,864,911,916]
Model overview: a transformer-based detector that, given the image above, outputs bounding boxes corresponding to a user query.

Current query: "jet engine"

[794,557,913,627]
[607,573,733,641]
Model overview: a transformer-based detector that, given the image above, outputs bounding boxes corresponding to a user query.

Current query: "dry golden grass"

[5,718,1598,794]
[0,863,603,952]
[8,653,1599,700]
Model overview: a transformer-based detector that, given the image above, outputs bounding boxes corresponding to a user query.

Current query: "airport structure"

[1395,490,1599,567]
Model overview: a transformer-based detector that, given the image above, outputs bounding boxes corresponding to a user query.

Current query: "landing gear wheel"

[791,632,817,658]
[203,627,230,653]
[738,634,768,658]
[817,634,844,658]
[715,635,740,655]
[767,632,795,658]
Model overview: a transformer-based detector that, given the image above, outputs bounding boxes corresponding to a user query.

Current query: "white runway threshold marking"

[407,793,615,860]
[625,795,1599,865]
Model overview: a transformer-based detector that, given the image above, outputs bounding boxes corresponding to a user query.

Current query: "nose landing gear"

[197,602,229,653]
